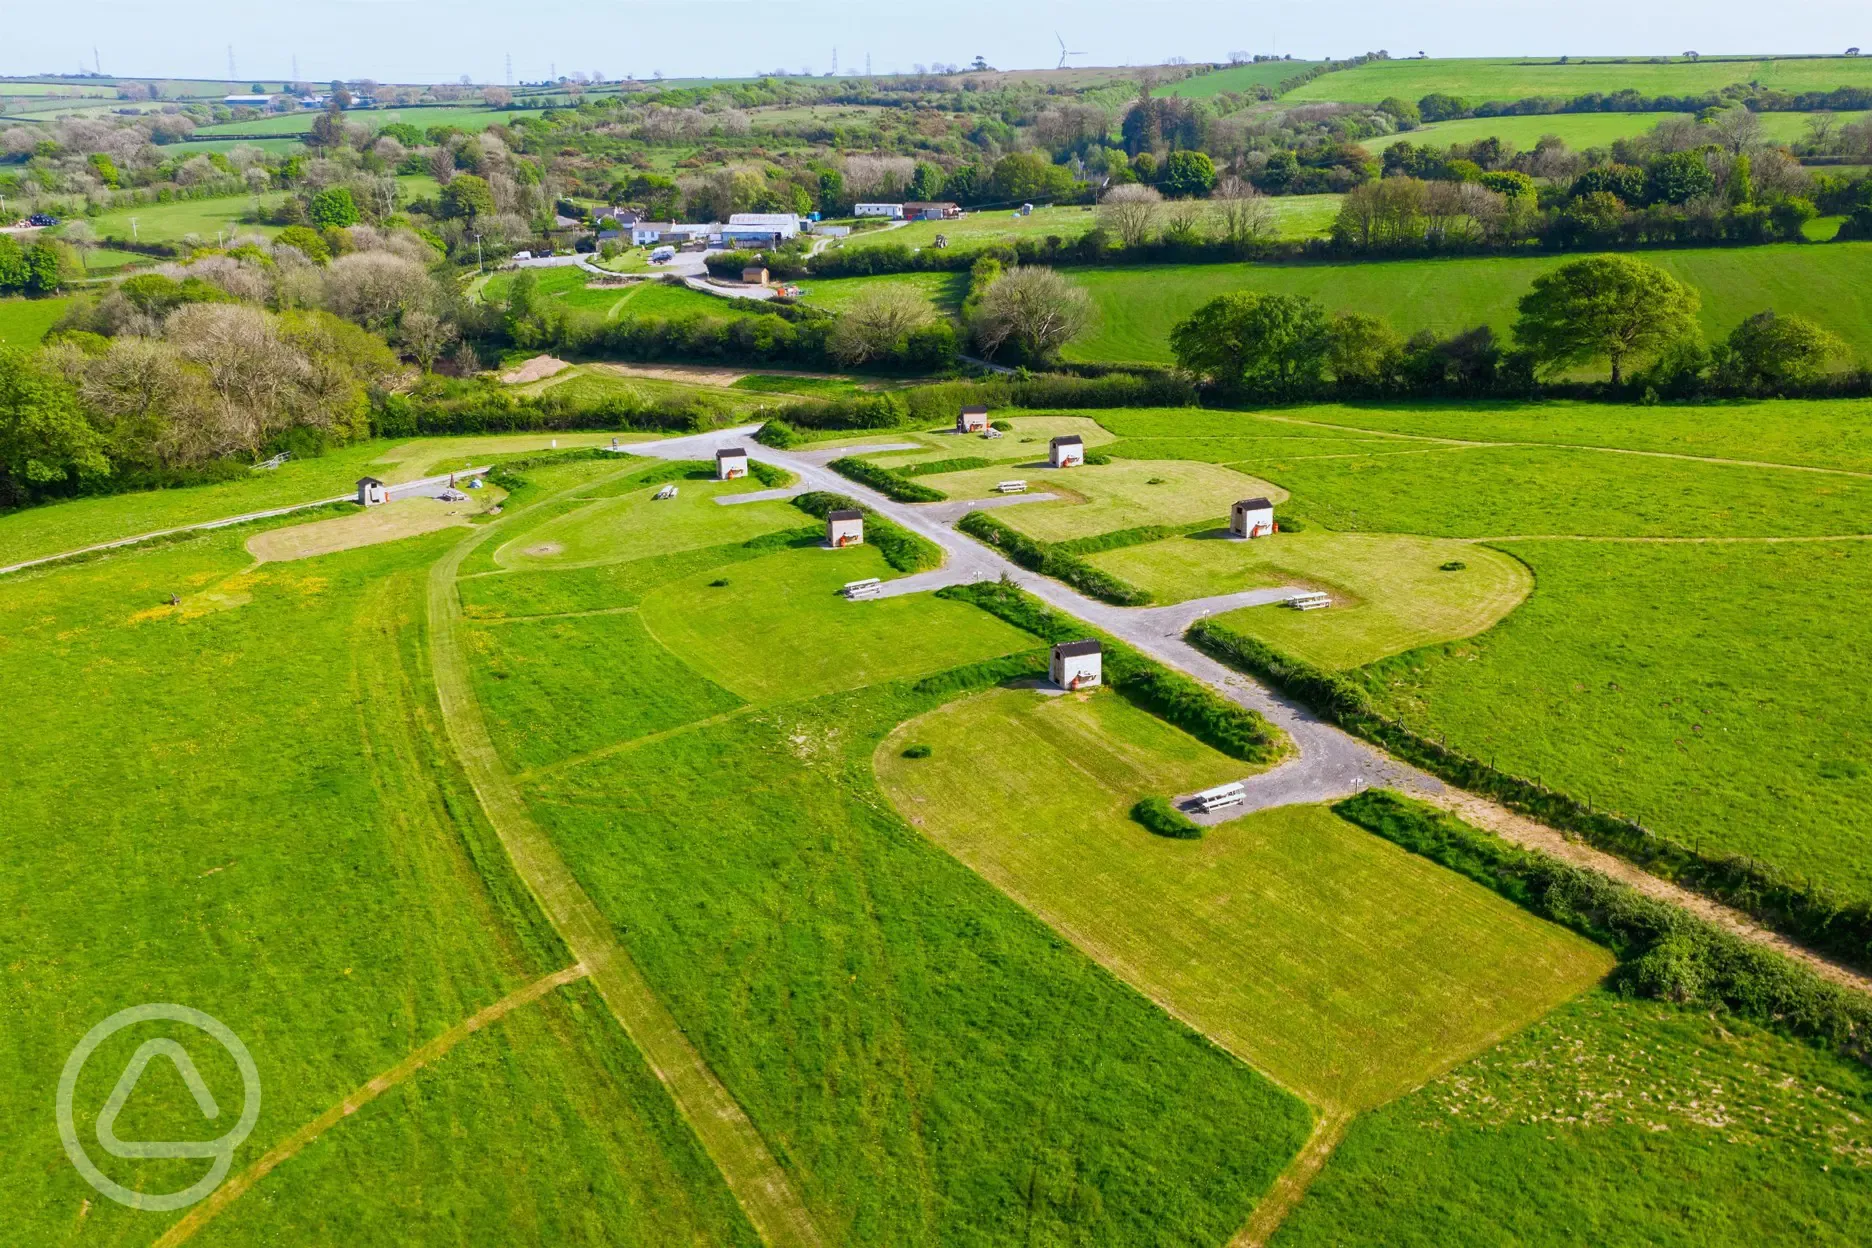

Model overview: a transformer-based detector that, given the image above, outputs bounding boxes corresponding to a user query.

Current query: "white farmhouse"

[1049,435,1085,468]
[827,509,865,547]
[1230,497,1276,538]
[1051,640,1103,690]
[957,405,990,433]
[356,477,387,506]
[716,447,750,480]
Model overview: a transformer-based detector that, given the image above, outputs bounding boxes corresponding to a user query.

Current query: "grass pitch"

[492,476,802,571]
[920,458,1285,542]
[0,295,73,346]
[1276,990,1872,1247]
[876,687,1612,1111]
[1089,531,1531,668]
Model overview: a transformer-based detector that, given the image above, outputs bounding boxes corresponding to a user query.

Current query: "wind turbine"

[1056,33,1084,71]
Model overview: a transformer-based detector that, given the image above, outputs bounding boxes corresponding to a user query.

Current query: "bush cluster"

[1334,790,1871,1064]
[1188,617,1872,972]
[1131,796,1203,839]
[374,376,746,437]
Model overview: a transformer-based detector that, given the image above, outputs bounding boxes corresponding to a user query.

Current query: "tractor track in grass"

[427,474,824,1248]
[1230,1111,1352,1248]
[153,964,590,1247]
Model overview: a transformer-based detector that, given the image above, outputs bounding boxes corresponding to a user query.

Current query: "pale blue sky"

[4,1,1868,84]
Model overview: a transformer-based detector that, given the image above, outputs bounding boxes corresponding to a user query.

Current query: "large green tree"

[1160,150,1217,199]
[1170,292,1330,393]
[1512,256,1701,385]
[439,174,495,220]
[0,347,109,505]
[308,185,360,228]
[1721,310,1844,388]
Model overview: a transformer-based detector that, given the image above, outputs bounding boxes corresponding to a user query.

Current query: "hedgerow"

[828,457,947,503]
[1334,790,1872,1065]
[1189,617,1872,973]
[955,511,1152,606]
[1132,796,1202,839]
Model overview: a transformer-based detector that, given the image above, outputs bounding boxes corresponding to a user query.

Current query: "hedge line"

[899,455,994,478]
[1053,517,1224,558]
[1334,790,1872,1065]
[1132,796,1203,839]
[789,490,942,573]
[937,578,1284,764]
[1189,617,1872,973]
[956,511,1152,606]
[374,388,747,437]
[828,457,947,503]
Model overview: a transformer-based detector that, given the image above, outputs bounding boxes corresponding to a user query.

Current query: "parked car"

[28,214,59,227]
[649,246,676,263]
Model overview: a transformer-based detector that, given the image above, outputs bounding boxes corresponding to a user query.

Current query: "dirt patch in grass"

[500,354,573,384]
[591,361,750,387]
[247,498,477,563]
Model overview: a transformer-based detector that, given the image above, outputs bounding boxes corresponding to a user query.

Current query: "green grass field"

[485,268,754,321]
[0,525,757,1244]
[877,688,1611,1111]
[1162,61,1326,98]
[1369,109,1869,153]
[1276,990,1872,1246]
[827,196,1345,256]
[922,458,1284,542]
[1091,531,1531,668]
[1062,243,1872,366]
[0,295,71,346]
[194,105,514,137]
[1286,55,1872,104]
[491,475,803,571]
[84,194,286,245]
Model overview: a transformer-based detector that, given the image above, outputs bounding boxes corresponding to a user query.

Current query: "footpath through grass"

[876,687,1612,1112]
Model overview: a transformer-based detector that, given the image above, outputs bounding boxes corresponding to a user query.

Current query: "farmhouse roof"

[1053,640,1102,659]
[828,508,864,521]
[1050,434,1084,447]
[1235,497,1273,510]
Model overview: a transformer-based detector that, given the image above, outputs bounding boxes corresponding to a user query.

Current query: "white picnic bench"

[843,578,883,600]
[653,484,679,500]
[1285,591,1331,611]
[1195,781,1247,812]
[983,428,1003,439]
[995,480,1028,494]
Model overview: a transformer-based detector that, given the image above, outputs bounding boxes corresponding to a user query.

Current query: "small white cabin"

[356,477,387,506]
[827,509,865,547]
[1049,435,1085,469]
[1051,639,1102,690]
[957,405,990,434]
[716,447,749,480]
[1195,781,1246,812]
[1231,497,1276,539]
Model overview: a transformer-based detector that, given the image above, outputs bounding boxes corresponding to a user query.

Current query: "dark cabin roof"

[960,404,988,415]
[1235,496,1273,510]
[1050,434,1084,447]
[716,447,746,458]
[828,508,864,521]
[357,476,384,486]
[1053,639,1102,659]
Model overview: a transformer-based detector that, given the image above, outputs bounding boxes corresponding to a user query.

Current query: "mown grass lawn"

[876,688,1612,1111]
[0,295,71,346]
[1091,531,1531,668]
[1062,244,1872,366]
[1358,538,1872,895]
[0,527,753,1245]
[86,193,287,244]
[1275,991,1872,1247]
[922,458,1284,542]
[639,545,1033,703]
[493,476,803,571]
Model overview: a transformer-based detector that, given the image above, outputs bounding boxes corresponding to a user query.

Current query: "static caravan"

[1230,497,1276,538]
[957,405,990,433]
[853,203,905,219]
[716,447,750,480]
[827,509,865,547]
[1049,435,1085,468]
[1050,640,1103,691]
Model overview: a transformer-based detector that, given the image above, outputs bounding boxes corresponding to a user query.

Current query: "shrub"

[1439,560,1467,571]
[901,743,933,759]
[1132,796,1202,839]
[755,419,800,448]
[829,456,946,503]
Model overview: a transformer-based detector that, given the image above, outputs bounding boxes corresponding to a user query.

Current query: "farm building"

[1231,497,1276,538]
[827,509,865,547]
[716,448,750,480]
[741,266,769,284]
[222,94,274,106]
[1049,435,1085,468]
[904,201,962,220]
[723,212,801,243]
[1051,640,1103,690]
[356,477,387,506]
[630,221,717,246]
[957,405,990,433]
[853,203,905,219]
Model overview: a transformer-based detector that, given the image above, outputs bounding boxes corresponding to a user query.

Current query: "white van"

[511,250,532,261]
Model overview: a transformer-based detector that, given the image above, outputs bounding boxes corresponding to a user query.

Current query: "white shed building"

[716,448,749,480]
[827,509,865,547]
[723,212,802,242]
[356,477,387,506]
[1049,435,1085,468]
[853,203,905,219]
[957,405,990,433]
[1230,497,1276,538]
[1051,640,1103,690]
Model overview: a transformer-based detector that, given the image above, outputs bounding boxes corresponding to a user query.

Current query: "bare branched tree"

[969,267,1093,362]
[1097,183,1163,247]
[1211,176,1274,247]
[829,286,933,365]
